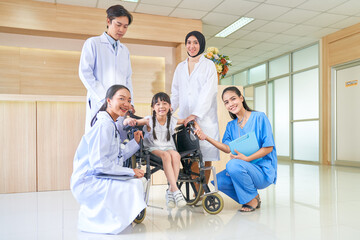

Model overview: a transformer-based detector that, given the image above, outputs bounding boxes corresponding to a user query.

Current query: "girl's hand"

[144,118,150,127]
[133,168,144,178]
[230,149,248,161]
[123,117,137,126]
[134,130,143,144]
[194,129,207,141]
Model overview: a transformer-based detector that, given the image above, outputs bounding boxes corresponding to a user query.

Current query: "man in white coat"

[171,31,220,184]
[79,5,134,133]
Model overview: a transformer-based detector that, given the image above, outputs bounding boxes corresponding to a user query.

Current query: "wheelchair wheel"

[133,208,146,224]
[177,158,204,205]
[202,193,224,215]
[178,181,203,206]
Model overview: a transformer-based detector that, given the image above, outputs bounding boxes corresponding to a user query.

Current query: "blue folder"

[229,131,259,157]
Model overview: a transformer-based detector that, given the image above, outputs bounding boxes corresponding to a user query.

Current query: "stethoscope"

[103,111,121,138]
[111,121,121,139]
[109,118,124,163]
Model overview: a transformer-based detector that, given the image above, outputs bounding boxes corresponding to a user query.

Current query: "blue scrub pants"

[215,159,271,204]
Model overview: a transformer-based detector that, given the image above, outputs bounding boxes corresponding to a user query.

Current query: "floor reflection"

[1,162,360,239]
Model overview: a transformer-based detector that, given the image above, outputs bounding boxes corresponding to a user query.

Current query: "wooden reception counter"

[0,94,86,193]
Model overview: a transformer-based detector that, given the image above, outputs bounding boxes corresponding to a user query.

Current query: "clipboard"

[95,173,135,181]
[229,131,259,156]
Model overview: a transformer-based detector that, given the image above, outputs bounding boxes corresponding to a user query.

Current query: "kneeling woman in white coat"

[71,84,146,234]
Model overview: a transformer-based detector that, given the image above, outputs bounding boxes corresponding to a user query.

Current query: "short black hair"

[106,5,133,25]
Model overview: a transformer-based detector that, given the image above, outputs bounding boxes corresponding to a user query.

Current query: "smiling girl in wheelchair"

[127,92,188,208]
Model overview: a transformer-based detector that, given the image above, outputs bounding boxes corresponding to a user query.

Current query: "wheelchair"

[123,119,224,222]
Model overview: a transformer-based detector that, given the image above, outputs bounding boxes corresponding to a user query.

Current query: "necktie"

[113,42,118,53]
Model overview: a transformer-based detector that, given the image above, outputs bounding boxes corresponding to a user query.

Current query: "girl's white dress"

[143,116,178,152]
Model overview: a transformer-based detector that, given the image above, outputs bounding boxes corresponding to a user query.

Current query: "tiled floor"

[1,162,360,240]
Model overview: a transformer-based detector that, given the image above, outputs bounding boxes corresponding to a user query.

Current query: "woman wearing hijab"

[171,31,220,184]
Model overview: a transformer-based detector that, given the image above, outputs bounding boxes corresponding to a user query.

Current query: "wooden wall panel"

[0,0,57,32]
[131,56,165,103]
[0,46,166,103]
[327,33,360,66]
[55,4,105,36]
[37,101,85,191]
[20,48,85,96]
[133,103,152,117]
[0,0,201,44]
[175,44,187,65]
[321,22,360,164]
[0,101,36,193]
[0,46,20,94]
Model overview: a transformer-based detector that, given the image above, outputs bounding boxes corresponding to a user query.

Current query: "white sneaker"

[173,190,187,208]
[166,190,176,208]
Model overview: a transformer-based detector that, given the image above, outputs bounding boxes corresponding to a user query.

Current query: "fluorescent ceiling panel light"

[215,17,254,38]
[122,0,138,2]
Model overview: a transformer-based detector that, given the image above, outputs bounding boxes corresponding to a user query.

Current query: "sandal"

[256,195,261,209]
[239,196,261,212]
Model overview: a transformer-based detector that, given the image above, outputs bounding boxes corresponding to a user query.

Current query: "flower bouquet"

[204,47,232,80]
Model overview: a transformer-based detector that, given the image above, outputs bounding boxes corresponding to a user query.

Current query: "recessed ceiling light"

[215,17,254,38]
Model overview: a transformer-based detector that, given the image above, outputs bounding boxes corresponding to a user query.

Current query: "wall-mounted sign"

[345,80,358,87]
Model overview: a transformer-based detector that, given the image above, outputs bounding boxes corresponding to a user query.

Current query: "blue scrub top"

[222,111,277,184]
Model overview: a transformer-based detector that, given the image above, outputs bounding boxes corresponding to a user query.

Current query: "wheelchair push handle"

[174,120,198,142]
[174,120,196,133]
[187,121,198,141]
[187,120,196,133]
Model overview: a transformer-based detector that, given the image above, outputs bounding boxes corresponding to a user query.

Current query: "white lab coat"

[79,32,133,133]
[70,111,146,234]
[171,55,220,161]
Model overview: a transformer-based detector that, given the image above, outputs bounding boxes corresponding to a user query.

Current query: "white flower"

[207,47,219,54]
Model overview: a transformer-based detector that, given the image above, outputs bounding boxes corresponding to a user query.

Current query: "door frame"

[331,60,360,167]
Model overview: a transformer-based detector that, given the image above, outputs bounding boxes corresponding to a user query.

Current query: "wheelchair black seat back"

[173,123,199,153]
[123,118,224,215]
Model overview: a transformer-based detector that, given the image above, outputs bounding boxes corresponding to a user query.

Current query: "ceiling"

[35,0,360,75]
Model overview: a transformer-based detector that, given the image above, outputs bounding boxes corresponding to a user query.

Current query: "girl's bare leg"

[152,150,178,191]
[167,150,181,185]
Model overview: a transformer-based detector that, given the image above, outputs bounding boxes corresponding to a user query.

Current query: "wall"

[321,22,360,164]
[0,32,176,99]
[0,0,202,45]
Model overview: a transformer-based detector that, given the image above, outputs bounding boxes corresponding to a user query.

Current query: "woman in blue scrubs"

[195,86,277,212]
